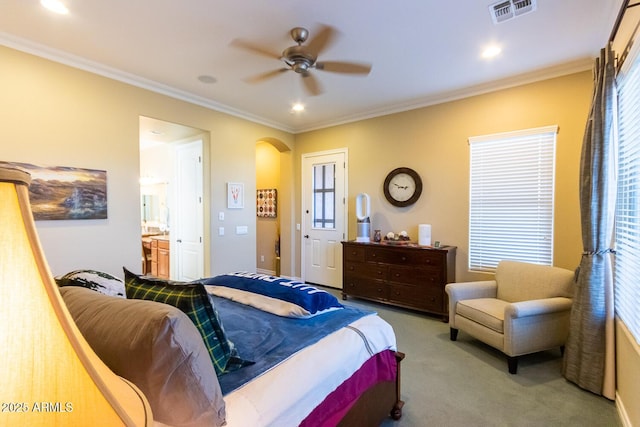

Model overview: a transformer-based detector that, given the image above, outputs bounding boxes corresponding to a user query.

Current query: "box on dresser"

[342,241,456,321]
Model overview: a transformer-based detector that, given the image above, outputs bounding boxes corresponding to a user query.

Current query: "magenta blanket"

[299,349,397,427]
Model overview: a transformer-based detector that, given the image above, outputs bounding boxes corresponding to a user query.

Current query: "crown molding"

[1,32,592,135]
[0,32,295,134]
[293,58,593,133]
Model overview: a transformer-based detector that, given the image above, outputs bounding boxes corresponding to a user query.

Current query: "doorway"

[256,142,281,275]
[301,149,348,288]
[139,116,208,280]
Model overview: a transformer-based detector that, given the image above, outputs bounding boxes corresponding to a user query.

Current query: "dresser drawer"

[345,262,387,280]
[344,245,366,262]
[388,283,443,311]
[343,276,389,300]
[366,246,442,266]
[412,251,444,267]
[389,266,441,287]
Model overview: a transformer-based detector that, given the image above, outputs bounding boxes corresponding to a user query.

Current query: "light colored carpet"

[335,293,620,427]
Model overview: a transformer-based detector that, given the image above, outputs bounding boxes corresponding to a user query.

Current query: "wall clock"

[383,167,423,207]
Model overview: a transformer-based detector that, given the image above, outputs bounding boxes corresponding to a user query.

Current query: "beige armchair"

[445,260,574,374]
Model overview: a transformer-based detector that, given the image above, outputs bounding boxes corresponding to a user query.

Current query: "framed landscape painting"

[1,161,107,220]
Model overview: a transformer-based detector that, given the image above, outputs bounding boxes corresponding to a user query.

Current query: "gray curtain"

[562,46,617,399]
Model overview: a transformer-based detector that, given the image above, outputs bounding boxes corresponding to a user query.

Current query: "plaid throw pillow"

[123,268,252,376]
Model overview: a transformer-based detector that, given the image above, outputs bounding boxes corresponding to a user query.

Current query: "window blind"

[615,37,640,345]
[468,126,557,272]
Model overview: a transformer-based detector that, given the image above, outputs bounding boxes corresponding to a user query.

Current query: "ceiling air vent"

[489,0,536,24]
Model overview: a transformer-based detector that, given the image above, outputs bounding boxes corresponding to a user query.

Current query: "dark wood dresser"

[342,241,456,320]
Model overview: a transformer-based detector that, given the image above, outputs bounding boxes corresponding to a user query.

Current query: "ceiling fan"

[230,25,372,96]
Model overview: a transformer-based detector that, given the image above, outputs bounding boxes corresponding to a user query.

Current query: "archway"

[255,137,294,278]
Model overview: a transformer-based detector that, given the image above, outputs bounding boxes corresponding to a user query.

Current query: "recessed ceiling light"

[482,45,502,59]
[291,103,305,113]
[41,0,69,15]
[197,75,217,84]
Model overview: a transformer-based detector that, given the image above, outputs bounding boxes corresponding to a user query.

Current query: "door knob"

[304,235,309,239]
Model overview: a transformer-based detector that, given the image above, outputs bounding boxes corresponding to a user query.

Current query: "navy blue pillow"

[200,272,343,318]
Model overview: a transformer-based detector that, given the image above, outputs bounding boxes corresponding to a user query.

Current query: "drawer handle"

[394,273,401,278]
[372,253,377,257]
[348,266,355,271]
[401,256,407,261]
[377,270,384,276]
[425,259,431,264]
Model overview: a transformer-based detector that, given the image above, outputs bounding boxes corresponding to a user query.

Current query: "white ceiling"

[0,1,624,134]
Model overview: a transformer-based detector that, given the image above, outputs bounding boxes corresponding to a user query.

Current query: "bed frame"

[338,351,405,426]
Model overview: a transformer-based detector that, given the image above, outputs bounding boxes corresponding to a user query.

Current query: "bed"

[57,269,404,427]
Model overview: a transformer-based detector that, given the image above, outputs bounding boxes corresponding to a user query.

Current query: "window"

[312,163,335,229]
[468,126,558,272]
[615,41,640,344]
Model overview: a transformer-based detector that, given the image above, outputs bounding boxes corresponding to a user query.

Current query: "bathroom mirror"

[140,182,168,233]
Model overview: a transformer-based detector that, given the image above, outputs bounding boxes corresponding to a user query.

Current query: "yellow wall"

[256,142,280,273]
[294,71,591,282]
[0,45,295,277]
[617,320,640,427]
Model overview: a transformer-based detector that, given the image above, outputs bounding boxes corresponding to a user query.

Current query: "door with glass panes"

[301,150,347,288]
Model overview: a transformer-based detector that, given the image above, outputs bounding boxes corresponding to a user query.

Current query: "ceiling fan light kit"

[231,25,372,96]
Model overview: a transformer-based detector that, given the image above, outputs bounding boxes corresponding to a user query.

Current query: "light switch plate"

[236,225,248,235]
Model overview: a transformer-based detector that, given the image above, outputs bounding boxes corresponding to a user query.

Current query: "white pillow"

[55,269,126,298]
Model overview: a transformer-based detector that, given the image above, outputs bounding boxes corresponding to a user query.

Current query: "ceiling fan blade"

[230,38,282,60]
[244,68,290,84]
[315,61,372,75]
[301,72,323,96]
[306,24,338,56]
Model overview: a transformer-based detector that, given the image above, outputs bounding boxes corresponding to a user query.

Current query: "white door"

[302,149,347,288]
[173,140,204,281]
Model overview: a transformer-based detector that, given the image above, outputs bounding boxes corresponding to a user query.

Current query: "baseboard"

[616,391,632,427]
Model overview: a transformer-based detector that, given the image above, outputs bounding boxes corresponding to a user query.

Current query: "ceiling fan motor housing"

[290,27,309,43]
[282,45,317,73]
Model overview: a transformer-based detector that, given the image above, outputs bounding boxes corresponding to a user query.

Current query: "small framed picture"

[257,188,277,218]
[227,182,244,209]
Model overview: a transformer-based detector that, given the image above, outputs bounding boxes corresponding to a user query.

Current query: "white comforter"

[223,313,396,427]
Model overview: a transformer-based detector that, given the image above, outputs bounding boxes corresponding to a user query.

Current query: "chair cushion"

[495,260,574,302]
[456,298,509,333]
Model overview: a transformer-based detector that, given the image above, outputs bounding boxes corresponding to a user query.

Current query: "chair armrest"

[445,281,497,302]
[505,297,572,319]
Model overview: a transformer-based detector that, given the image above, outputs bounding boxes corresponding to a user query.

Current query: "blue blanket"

[213,294,372,394]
